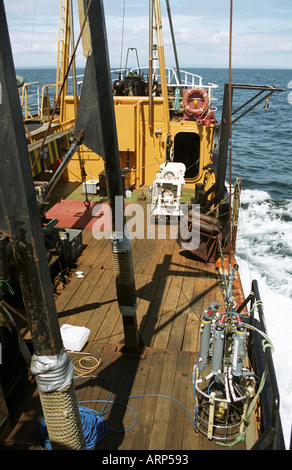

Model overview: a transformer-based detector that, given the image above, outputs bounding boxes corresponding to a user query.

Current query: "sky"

[3,0,292,70]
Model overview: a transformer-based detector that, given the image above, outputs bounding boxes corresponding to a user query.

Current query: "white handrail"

[112,66,218,104]
[70,67,219,108]
[20,82,41,119]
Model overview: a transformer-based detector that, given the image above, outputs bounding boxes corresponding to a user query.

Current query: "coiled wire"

[35,405,107,450]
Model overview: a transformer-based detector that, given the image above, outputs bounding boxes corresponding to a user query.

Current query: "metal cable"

[32,0,93,171]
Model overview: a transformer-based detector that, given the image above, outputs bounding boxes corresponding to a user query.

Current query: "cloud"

[3,0,292,69]
[10,31,57,55]
[235,31,292,54]
[104,4,292,69]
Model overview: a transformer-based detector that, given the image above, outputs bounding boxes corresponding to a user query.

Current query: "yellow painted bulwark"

[65,95,216,193]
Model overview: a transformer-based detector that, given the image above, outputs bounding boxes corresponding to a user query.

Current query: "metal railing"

[21,82,55,121]
[20,82,41,119]
[40,84,56,121]
[20,73,81,122]
[237,280,285,450]
[111,66,218,107]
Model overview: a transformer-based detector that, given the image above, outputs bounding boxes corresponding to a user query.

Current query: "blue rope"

[2,373,199,449]
[34,405,107,450]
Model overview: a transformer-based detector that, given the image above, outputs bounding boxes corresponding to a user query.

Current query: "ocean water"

[199,68,292,449]
[16,66,292,448]
[198,68,292,449]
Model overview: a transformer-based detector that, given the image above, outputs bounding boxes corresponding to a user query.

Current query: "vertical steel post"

[76,0,140,349]
[0,1,85,449]
[165,0,182,88]
[216,83,232,200]
[149,0,154,128]
[153,0,170,134]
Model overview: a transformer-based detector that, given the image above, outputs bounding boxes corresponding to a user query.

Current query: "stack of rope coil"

[35,352,104,449]
[35,405,107,450]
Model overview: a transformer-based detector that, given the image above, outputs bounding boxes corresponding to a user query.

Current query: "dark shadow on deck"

[72,252,221,450]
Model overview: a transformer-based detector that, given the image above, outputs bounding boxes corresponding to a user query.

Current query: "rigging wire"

[28,0,37,68]
[119,0,126,72]
[32,0,93,172]
[228,0,233,265]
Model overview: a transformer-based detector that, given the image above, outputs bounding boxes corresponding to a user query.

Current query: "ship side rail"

[130,66,218,101]
[20,82,41,120]
[67,74,84,95]
[237,279,286,450]
[40,84,56,121]
[111,66,218,109]
[127,65,203,88]
[21,82,58,122]
[21,75,84,123]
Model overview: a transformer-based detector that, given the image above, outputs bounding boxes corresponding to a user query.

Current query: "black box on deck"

[99,171,107,197]
[60,228,83,263]
[99,170,126,197]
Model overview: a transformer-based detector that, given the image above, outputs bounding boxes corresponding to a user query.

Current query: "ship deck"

[2,186,248,451]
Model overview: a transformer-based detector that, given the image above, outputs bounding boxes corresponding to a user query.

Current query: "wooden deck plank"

[148,350,178,450]
[57,268,115,342]
[80,236,112,271]
[94,302,120,344]
[86,271,116,342]
[133,238,154,274]
[135,273,154,327]
[138,238,167,276]
[165,351,193,449]
[85,343,120,415]
[93,346,171,451]
[106,352,144,450]
[141,275,172,347]
[178,275,198,351]
[67,270,107,328]
[130,350,165,450]
[55,274,88,315]
[2,190,254,452]
[154,237,176,276]
[110,272,150,345]
[94,348,129,450]
[167,276,192,351]
[180,259,205,352]
[118,349,153,450]
[182,352,199,450]
[170,239,188,274]
[54,226,225,354]
[183,312,202,354]
[74,343,114,408]
[152,275,184,350]
[57,267,103,326]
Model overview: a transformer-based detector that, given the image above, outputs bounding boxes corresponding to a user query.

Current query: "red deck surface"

[46,199,109,230]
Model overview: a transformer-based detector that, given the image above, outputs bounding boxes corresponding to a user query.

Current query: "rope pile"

[34,351,103,449]
[35,405,107,450]
[71,354,102,378]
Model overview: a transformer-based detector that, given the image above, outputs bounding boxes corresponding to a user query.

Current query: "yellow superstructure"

[64,0,218,196]
[22,0,218,201]
[64,93,217,193]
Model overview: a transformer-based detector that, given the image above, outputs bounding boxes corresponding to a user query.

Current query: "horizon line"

[14,65,292,71]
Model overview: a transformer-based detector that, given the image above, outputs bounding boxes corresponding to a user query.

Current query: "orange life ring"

[183,88,209,117]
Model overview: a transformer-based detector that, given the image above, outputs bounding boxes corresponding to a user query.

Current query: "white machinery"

[149,162,186,217]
